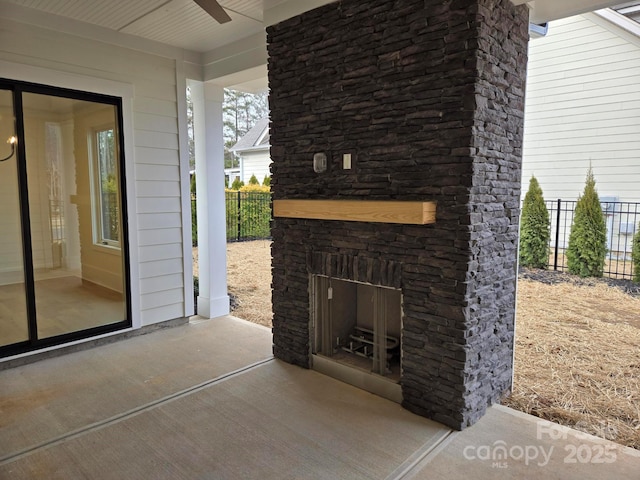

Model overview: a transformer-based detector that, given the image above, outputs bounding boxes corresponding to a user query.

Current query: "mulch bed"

[520,266,640,297]
[506,268,640,450]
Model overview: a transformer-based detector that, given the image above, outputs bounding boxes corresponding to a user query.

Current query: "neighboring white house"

[230,117,270,185]
[522,5,640,255]
[522,6,640,203]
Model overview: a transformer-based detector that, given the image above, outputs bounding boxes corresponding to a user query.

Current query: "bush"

[191,173,198,246]
[519,176,550,269]
[248,174,259,185]
[239,184,270,193]
[225,186,271,240]
[633,227,640,283]
[240,185,270,238]
[231,178,244,190]
[262,175,271,187]
[566,167,607,277]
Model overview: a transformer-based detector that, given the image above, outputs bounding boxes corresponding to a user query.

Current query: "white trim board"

[0,59,141,330]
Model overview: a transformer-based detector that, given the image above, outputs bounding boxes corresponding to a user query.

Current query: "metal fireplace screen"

[312,276,402,382]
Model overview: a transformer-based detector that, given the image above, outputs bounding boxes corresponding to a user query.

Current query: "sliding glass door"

[0,89,29,348]
[0,82,130,356]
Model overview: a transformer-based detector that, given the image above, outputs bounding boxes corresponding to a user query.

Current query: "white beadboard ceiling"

[1,0,629,54]
[4,0,265,52]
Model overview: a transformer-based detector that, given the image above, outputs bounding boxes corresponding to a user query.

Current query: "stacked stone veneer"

[267,0,529,429]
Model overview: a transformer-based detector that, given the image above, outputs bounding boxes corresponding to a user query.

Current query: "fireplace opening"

[312,275,402,383]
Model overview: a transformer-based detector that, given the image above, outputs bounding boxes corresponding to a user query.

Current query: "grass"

[199,240,640,450]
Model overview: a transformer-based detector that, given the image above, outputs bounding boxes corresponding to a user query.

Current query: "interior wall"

[72,105,123,292]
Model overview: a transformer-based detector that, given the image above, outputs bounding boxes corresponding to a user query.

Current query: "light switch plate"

[343,153,352,169]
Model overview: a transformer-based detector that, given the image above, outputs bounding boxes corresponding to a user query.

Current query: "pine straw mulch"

[504,268,640,450]
[199,243,640,450]
[192,240,273,327]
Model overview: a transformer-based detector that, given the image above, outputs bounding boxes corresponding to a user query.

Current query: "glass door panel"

[0,89,29,347]
[22,93,126,339]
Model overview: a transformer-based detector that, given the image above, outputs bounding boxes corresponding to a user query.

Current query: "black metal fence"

[191,191,272,244]
[546,199,640,279]
[225,191,272,242]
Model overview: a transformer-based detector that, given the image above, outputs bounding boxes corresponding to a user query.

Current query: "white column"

[191,81,229,318]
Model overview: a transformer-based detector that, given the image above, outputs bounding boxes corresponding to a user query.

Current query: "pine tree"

[248,174,259,185]
[223,89,268,169]
[632,226,640,283]
[519,176,550,268]
[566,167,607,277]
[186,87,195,170]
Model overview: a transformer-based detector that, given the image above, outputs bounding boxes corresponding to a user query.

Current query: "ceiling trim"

[521,0,627,23]
[0,0,201,63]
[202,32,266,65]
[263,0,338,26]
[592,8,640,46]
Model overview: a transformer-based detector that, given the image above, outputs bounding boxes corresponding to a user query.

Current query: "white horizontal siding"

[135,164,181,182]
[140,303,185,325]
[134,112,179,134]
[0,21,188,326]
[137,197,182,214]
[138,213,182,230]
[139,258,184,279]
[136,180,181,197]
[134,130,179,150]
[523,14,640,203]
[138,228,183,246]
[134,147,179,166]
[139,243,184,263]
[140,289,184,310]
[134,97,178,117]
[241,150,271,184]
[0,24,176,84]
[140,273,184,295]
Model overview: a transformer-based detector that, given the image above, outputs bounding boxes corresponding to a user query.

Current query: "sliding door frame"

[0,78,132,358]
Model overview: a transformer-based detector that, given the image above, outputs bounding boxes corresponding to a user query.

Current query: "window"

[93,127,120,247]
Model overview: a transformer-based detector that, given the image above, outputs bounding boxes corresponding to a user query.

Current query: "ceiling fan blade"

[193,0,232,24]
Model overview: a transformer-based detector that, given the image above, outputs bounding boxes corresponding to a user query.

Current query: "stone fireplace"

[267,0,529,430]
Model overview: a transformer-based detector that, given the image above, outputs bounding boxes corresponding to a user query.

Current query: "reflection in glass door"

[0,83,130,355]
[22,93,127,340]
[0,89,29,347]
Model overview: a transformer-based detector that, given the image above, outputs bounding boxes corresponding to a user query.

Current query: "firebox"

[311,275,402,401]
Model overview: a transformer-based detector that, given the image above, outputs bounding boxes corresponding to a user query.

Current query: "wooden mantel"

[273,199,436,225]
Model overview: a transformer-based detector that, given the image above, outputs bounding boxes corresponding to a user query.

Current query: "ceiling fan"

[192,0,232,24]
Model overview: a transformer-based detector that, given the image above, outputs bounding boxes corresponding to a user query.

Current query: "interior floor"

[0,273,125,347]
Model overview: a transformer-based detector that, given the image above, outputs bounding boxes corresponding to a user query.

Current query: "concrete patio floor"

[1,316,638,479]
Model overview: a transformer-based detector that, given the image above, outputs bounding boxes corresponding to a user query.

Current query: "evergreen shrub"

[632,227,640,283]
[566,168,607,277]
[231,178,244,190]
[519,176,550,268]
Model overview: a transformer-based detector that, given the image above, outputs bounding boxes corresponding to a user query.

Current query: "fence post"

[553,198,561,271]
[236,190,241,242]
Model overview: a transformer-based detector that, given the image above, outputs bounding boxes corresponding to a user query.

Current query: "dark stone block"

[268,0,528,431]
